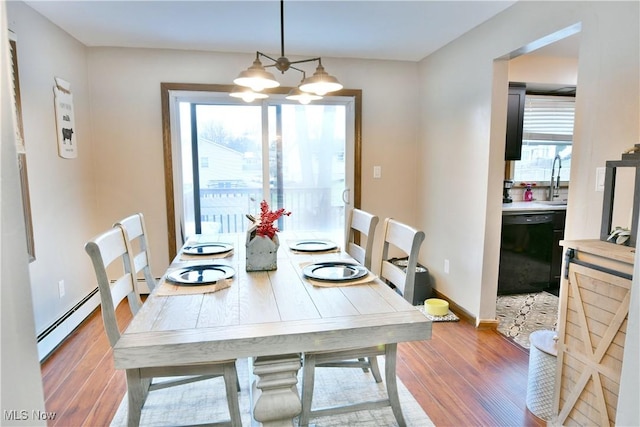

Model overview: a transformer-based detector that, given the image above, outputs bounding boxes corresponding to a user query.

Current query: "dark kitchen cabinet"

[505,82,526,160]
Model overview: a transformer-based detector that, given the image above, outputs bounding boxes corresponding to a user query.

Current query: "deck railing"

[190,187,343,234]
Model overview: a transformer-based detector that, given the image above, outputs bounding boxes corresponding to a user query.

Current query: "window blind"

[522,95,575,142]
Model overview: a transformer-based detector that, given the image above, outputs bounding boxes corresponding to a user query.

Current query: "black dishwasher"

[498,212,554,295]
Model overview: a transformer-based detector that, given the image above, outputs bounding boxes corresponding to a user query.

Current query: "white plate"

[182,242,233,256]
[302,261,368,282]
[167,265,235,285]
[290,240,338,252]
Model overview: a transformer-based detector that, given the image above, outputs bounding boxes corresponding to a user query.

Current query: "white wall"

[6,1,99,354]
[417,0,638,321]
[1,1,46,423]
[509,54,578,86]
[85,48,420,275]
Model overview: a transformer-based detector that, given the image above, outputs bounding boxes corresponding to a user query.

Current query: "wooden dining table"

[113,231,432,426]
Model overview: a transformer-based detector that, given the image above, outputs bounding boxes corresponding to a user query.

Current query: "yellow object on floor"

[425,298,449,316]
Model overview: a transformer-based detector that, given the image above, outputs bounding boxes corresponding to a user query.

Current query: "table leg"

[252,354,302,427]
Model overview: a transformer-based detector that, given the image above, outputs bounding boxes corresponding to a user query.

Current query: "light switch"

[595,167,606,192]
[373,166,381,179]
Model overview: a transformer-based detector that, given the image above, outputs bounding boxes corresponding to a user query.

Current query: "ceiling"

[24,0,526,62]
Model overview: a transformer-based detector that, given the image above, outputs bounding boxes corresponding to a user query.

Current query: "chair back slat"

[381,261,407,293]
[85,227,142,347]
[346,243,366,266]
[111,274,137,311]
[114,213,157,292]
[118,213,145,239]
[380,218,425,304]
[133,252,150,273]
[345,208,379,269]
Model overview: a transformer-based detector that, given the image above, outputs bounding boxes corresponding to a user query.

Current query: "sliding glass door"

[173,93,353,243]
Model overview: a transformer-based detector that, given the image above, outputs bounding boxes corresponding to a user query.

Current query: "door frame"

[160,83,362,260]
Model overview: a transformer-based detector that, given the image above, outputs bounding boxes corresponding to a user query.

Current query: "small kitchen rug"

[416,305,460,322]
[496,291,558,349]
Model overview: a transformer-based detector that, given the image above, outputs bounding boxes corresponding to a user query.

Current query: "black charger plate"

[167,264,235,285]
[302,261,368,282]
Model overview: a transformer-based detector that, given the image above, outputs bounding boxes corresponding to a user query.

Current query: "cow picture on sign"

[54,78,77,159]
[62,127,73,142]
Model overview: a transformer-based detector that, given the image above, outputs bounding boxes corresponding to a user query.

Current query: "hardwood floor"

[40,303,545,426]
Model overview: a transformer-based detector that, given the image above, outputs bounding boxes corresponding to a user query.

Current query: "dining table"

[113,230,432,426]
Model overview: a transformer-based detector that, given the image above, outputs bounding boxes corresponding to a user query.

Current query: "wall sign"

[54,77,77,158]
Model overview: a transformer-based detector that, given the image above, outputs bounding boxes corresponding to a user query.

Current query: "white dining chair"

[299,218,425,427]
[85,226,242,427]
[113,213,157,293]
[344,207,379,270]
[379,218,426,305]
[316,208,382,381]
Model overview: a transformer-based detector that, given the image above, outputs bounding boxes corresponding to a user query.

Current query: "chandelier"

[230,0,343,104]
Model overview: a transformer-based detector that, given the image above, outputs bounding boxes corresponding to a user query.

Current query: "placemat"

[180,249,234,261]
[300,262,377,287]
[416,305,459,322]
[307,272,378,287]
[155,277,233,296]
[287,240,341,255]
[290,247,341,255]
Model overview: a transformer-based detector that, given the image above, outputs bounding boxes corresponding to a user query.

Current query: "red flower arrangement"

[255,200,291,239]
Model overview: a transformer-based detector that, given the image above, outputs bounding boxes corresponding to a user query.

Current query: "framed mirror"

[600,147,640,248]
[9,31,36,261]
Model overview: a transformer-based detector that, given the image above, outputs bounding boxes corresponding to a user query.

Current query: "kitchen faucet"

[549,154,562,200]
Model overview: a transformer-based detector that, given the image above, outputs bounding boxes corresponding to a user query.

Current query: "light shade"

[299,63,343,96]
[285,87,322,105]
[229,86,269,103]
[234,58,280,92]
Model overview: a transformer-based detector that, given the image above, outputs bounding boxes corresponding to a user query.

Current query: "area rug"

[496,291,559,349]
[110,357,434,426]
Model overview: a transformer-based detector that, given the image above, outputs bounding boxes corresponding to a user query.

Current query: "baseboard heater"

[37,279,156,360]
[36,287,99,343]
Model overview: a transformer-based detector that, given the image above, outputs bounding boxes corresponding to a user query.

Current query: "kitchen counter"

[503,201,567,214]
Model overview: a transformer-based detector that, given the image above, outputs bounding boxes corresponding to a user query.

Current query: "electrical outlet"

[444,259,450,274]
[373,166,381,179]
[58,280,65,298]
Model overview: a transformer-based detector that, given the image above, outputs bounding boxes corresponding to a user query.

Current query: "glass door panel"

[267,103,346,237]
[180,103,263,236]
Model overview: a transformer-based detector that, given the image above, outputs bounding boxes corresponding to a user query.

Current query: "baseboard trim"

[476,319,499,330]
[431,289,475,325]
[431,289,499,330]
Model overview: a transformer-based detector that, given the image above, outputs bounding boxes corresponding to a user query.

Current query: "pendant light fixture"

[232,0,342,103]
[229,86,269,103]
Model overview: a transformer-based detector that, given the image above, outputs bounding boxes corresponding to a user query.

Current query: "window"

[162,84,362,258]
[178,99,350,237]
[512,95,575,183]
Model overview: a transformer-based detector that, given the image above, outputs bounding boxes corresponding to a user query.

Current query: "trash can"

[390,257,432,305]
[526,330,558,421]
